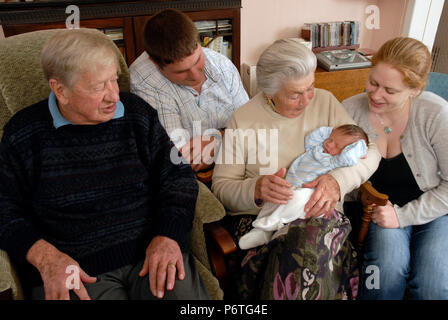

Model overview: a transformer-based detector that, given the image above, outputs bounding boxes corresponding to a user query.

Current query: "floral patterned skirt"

[225,210,359,300]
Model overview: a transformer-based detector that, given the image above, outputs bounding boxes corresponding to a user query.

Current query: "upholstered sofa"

[0,28,226,300]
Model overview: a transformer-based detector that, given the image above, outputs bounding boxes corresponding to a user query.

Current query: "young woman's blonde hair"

[372,37,432,93]
[41,28,120,88]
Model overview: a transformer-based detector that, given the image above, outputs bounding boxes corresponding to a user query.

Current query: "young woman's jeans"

[360,214,448,300]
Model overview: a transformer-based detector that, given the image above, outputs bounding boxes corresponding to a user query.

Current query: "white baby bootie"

[253,187,314,231]
[238,228,273,250]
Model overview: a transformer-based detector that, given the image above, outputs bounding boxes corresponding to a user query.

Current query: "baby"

[239,124,369,250]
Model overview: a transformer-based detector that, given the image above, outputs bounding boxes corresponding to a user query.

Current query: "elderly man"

[0,29,209,300]
[130,9,248,172]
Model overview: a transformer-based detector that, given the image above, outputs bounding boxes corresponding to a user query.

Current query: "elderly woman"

[343,37,448,299]
[212,38,381,300]
[0,29,209,300]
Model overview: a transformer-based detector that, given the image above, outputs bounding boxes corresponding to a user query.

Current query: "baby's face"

[323,130,358,156]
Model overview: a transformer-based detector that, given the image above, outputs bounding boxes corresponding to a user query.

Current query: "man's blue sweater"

[0,92,198,287]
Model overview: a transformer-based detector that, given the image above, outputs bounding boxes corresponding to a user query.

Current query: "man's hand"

[139,236,185,299]
[371,200,400,228]
[254,168,293,205]
[180,135,220,172]
[302,174,340,218]
[26,239,96,300]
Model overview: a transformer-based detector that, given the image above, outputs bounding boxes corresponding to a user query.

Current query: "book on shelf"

[301,21,360,52]
[96,28,124,48]
[103,28,124,41]
[195,20,233,60]
[194,20,232,34]
[202,35,232,60]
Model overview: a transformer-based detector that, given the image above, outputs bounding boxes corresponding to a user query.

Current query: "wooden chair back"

[358,182,388,249]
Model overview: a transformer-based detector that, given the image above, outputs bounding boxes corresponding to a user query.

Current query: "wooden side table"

[315,67,370,102]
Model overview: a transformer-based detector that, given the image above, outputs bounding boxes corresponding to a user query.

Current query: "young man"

[130,9,248,172]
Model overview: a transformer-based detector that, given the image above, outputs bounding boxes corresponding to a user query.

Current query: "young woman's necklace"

[375,113,392,134]
[375,99,411,135]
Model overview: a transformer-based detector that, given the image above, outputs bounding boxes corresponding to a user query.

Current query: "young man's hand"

[180,135,219,172]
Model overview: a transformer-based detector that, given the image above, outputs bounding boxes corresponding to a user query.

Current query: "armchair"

[0,28,227,300]
[426,72,448,101]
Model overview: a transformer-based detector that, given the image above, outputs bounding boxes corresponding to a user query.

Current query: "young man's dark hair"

[143,9,200,67]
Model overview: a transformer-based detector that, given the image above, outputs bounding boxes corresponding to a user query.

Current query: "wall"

[240,0,408,66]
[0,0,410,66]
[367,0,409,50]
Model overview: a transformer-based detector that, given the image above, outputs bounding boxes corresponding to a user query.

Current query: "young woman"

[343,37,448,299]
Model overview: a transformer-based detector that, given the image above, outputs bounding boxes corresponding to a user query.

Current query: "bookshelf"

[0,0,242,69]
[1,17,136,63]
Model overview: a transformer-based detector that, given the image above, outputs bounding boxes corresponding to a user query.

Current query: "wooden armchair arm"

[358,182,389,249]
[197,169,214,184]
[204,221,237,289]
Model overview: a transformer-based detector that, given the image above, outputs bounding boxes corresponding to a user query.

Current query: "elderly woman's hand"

[254,168,293,205]
[302,174,340,218]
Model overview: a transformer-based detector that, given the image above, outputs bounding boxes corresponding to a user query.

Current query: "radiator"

[241,63,259,98]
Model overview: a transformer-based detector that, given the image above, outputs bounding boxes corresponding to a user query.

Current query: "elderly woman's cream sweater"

[212,88,381,215]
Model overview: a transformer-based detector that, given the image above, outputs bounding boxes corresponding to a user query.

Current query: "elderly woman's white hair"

[256,38,317,97]
[41,28,121,88]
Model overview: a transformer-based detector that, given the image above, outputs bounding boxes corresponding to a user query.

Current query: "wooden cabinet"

[0,0,241,69]
[2,17,136,64]
[315,67,370,102]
